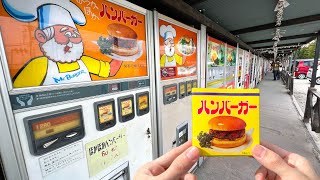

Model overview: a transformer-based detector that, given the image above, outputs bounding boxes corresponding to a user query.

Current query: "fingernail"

[186,146,199,161]
[252,145,266,159]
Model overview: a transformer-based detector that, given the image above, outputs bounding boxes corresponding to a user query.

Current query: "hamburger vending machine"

[153,11,200,156]
[0,0,157,179]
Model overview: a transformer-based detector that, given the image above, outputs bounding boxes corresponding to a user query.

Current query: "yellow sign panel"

[192,88,259,156]
[85,128,128,177]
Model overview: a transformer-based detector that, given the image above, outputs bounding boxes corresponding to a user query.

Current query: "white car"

[307,65,320,85]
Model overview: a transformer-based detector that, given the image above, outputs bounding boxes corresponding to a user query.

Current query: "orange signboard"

[0,0,147,88]
[158,19,197,80]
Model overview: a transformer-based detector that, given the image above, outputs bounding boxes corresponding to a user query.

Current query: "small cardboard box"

[192,88,260,156]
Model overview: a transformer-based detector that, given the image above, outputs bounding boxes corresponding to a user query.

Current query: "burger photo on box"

[197,116,254,152]
[95,23,143,61]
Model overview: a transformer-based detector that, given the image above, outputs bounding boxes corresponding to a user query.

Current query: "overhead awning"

[128,0,320,59]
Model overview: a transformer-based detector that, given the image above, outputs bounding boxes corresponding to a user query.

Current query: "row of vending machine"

[0,0,270,179]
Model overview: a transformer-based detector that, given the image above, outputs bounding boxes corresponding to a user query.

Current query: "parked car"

[291,59,314,79]
[307,65,320,85]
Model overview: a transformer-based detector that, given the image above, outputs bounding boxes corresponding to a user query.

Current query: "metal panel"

[0,30,27,180]
[235,43,239,88]
[146,10,159,159]
[153,10,163,156]
[200,25,207,88]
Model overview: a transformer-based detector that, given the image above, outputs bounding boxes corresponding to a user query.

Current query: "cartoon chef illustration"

[3,1,122,88]
[159,25,186,67]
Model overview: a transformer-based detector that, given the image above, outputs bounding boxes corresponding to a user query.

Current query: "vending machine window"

[24,106,85,156]
[163,84,178,105]
[192,80,198,88]
[179,82,186,99]
[136,92,149,116]
[94,99,117,131]
[186,81,193,96]
[118,95,135,122]
[176,122,188,146]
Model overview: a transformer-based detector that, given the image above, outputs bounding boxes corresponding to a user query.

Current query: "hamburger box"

[192,88,259,156]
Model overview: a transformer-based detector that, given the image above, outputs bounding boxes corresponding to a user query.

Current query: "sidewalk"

[194,73,320,180]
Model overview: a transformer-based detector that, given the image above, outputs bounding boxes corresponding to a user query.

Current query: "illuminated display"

[193,80,197,88]
[138,95,148,110]
[180,84,186,95]
[187,82,192,92]
[165,87,177,96]
[31,112,81,140]
[98,104,114,123]
[24,106,85,155]
[121,99,133,116]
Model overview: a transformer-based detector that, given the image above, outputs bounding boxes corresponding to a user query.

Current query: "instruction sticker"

[39,141,84,177]
[85,128,128,177]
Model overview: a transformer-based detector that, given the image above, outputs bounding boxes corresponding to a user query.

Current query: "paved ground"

[292,78,313,111]
[194,73,320,180]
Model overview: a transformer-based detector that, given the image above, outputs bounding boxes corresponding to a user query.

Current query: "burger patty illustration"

[107,23,138,56]
[208,116,247,148]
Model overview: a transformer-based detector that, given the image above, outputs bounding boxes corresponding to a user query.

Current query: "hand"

[134,141,200,180]
[252,141,319,180]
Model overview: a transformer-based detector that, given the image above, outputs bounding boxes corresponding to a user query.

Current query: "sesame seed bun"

[208,116,246,131]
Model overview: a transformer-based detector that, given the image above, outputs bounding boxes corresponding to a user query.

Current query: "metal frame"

[240,48,246,88]
[0,0,150,95]
[146,10,158,160]
[200,25,207,88]
[0,32,28,180]
[153,10,163,156]
[234,43,239,88]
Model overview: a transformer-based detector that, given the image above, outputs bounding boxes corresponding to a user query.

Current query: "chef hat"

[160,25,176,40]
[38,4,76,29]
[3,0,86,26]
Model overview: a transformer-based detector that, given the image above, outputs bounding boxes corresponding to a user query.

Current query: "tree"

[297,41,316,59]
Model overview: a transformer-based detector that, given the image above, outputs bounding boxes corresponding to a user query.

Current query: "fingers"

[255,166,267,180]
[261,141,291,158]
[154,141,192,168]
[158,146,200,180]
[252,144,294,177]
[182,173,197,180]
[286,153,319,180]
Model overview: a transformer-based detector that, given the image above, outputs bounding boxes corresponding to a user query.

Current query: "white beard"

[41,38,84,63]
[165,45,175,57]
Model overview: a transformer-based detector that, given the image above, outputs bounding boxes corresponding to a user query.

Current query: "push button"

[66,132,78,138]
[43,138,58,149]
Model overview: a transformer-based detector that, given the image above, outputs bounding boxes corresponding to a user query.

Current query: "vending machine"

[206,36,226,88]
[238,48,245,88]
[153,11,200,156]
[243,50,251,89]
[0,0,157,179]
[225,44,237,89]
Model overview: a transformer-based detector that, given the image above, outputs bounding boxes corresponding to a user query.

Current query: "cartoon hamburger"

[107,23,138,56]
[208,116,247,148]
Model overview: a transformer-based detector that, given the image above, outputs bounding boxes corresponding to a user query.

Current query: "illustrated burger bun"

[208,116,247,148]
[107,23,138,56]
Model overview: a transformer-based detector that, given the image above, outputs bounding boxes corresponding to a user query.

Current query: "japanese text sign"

[192,88,260,156]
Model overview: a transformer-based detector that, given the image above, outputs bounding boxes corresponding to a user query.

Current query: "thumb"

[252,145,294,177]
[158,146,199,179]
